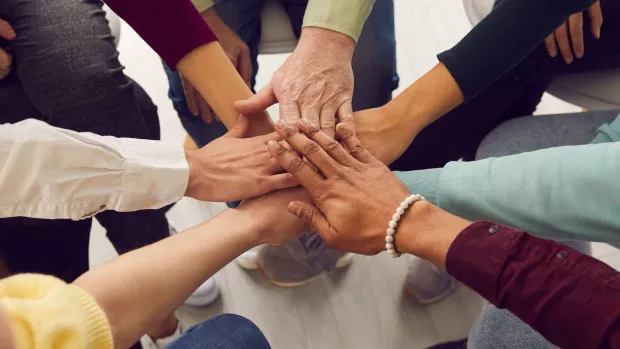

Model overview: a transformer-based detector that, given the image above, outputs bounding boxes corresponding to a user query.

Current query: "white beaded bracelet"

[386,194,424,258]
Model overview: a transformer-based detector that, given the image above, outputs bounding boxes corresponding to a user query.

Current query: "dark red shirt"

[104,0,217,68]
[447,222,620,349]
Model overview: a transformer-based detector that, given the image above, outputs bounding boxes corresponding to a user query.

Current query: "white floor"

[89,0,620,347]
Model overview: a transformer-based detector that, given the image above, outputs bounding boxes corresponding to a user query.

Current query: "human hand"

[544,0,603,64]
[184,114,297,202]
[0,19,16,80]
[237,187,312,246]
[235,27,355,138]
[268,118,416,255]
[353,106,417,165]
[181,9,252,123]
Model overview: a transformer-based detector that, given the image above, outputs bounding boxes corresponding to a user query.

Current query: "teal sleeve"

[437,142,620,247]
[394,168,442,205]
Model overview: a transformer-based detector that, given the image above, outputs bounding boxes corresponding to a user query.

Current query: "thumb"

[234,82,277,115]
[223,114,250,138]
[288,201,333,237]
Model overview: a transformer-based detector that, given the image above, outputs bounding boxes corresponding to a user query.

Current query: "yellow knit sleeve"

[191,0,214,13]
[0,274,113,349]
[302,0,375,42]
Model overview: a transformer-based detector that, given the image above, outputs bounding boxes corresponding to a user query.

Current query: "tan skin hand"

[0,19,16,80]
[544,0,603,64]
[185,114,297,202]
[268,118,412,255]
[182,9,252,123]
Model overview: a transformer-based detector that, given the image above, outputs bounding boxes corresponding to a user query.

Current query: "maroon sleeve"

[104,0,217,68]
[446,221,620,349]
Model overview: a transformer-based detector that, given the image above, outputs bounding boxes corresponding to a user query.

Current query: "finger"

[223,114,250,138]
[198,95,213,124]
[233,82,277,115]
[588,1,603,39]
[544,34,557,58]
[182,78,200,116]
[298,118,357,167]
[299,103,321,135]
[256,131,283,144]
[263,172,300,192]
[237,46,253,85]
[555,23,573,64]
[274,119,342,177]
[318,105,337,139]
[0,19,15,40]
[336,102,355,135]
[336,123,376,164]
[0,49,12,80]
[288,201,336,240]
[267,140,322,191]
[568,13,584,59]
[280,101,301,128]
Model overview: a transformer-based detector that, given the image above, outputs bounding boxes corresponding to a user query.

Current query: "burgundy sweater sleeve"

[104,0,217,68]
[446,221,620,349]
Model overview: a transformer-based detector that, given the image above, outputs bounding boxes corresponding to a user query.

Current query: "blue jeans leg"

[165,314,271,349]
[468,241,591,349]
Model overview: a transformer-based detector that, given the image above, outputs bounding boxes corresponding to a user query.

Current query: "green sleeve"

[191,0,213,13]
[395,115,620,248]
[302,0,375,42]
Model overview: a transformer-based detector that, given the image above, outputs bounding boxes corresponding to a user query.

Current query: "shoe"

[425,338,468,349]
[169,222,220,307]
[238,232,353,287]
[142,321,184,349]
[405,257,456,305]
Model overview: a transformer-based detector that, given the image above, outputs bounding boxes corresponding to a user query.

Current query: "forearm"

[0,120,187,220]
[177,43,274,136]
[74,209,257,348]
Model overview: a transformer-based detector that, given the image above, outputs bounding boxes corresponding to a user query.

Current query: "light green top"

[191,0,374,42]
[395,115,620,248]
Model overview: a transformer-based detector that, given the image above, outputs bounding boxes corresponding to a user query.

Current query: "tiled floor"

[89,0,620,348]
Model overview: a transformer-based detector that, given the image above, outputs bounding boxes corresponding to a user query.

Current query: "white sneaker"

[169,222,220,307]
[236,245,263,270]
[142,321,184,349]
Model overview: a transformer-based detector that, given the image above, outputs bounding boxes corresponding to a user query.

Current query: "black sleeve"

[439,0,595,101]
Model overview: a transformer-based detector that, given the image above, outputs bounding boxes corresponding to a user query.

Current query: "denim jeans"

[166,314,270,349]
[164,0,398,149]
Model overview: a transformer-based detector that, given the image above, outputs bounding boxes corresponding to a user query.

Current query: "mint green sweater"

[396,115,620,248]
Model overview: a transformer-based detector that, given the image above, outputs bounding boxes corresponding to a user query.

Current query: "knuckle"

[349,141,366,154]
[324,139,340,152]
[306,122,320,136]
[321,120,336,131]
[313,183,334,202]
[303,141,321,156]
[289,157,306,173]
[283,125,298,138]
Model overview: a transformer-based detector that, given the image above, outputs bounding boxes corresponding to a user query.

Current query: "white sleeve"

[0,119,189,220]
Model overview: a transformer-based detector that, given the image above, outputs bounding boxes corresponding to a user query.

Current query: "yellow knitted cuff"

[68,285,114,349]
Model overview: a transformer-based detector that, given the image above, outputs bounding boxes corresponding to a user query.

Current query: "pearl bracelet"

[386,194,424,258]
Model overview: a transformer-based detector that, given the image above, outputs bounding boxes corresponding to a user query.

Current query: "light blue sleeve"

[395,116,620,247]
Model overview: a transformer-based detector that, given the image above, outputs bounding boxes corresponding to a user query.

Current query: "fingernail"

[299,118,309,128]
[275,119,286,129]
[564,56,573,64]
[267,140,279,149]
[7,30,15,39]
[288,202,300,215]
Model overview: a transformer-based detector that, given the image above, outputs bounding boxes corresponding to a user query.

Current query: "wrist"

[396,201,470,268]
[218,209,263,249]
[184,149,204,199]
[299,27,355,59]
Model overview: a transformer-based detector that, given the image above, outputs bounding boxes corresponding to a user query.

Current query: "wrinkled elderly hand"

[268,118,414,255]
[235,27,355,138]
[184,114,297,202]
[0,19,16,80]
[544,0,603,64]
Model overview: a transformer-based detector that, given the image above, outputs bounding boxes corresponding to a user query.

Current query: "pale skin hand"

[544,0,603,64]
[235,27,355,138]
[184,114,297,202]
[182,9,252,123]
[0,19,15,80]
[268,119,471,267]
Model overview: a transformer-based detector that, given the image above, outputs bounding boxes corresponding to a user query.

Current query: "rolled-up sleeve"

[0,119,188,220]
[302,0,375,42]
